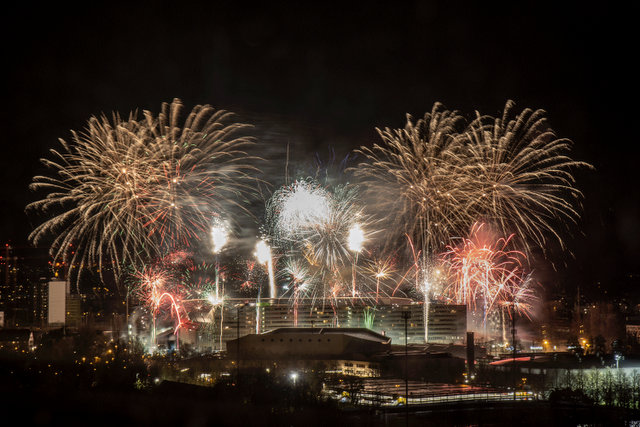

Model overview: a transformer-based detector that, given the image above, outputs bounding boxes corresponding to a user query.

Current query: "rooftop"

[261,327,391,344]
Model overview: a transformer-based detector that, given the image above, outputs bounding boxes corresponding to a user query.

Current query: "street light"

[615,353,622,369]
[401,309,411,427]
[512,300,517,401]
[235,302,248,384]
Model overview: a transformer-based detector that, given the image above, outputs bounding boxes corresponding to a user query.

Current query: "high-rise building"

[47,280,67,325]
[65,293,82,328]
[426,303,467,344]
[0,244,18,320]
[1,244,51,327]
[32,277,49,327]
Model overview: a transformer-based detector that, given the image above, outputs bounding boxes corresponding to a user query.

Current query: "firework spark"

[273,181,369,271]
[441,223,536,333]
[27,98,258,283]
[352,103,465,256]
[279,258,317,326]
[269,179,332,238]
[255,239,276,298]
[133,262,185,345]
[352,100,591,258]
[265,178,374,307]
[132,251,228,349]
[211,218,230,255]
[361,255,397,303]
[459,100,593,252]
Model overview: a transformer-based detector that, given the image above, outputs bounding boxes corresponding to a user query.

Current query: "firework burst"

[265,178,374,304]
[132,261,186,343]
[361,254,397,303]
[458,100,593,252]
[268,180,370,271]
[441,223,537,334]
[279,257,318,325]
[353,100,592,259]
[131,250,227,348]
[352,103,466,255]
[27,98,259,283]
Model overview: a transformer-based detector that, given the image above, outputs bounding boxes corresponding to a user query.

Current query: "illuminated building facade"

[426,304,467,344]
[0,244,52,328]
[167,298,465,352]
[226,327,390,377]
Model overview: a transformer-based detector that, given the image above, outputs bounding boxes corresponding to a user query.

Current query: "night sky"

[3,1,637,298]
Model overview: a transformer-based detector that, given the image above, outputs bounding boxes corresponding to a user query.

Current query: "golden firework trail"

[27,99,259,283]
[353,100,592,258]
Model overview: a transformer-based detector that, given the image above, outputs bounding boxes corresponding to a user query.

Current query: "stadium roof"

[260,327,391,344]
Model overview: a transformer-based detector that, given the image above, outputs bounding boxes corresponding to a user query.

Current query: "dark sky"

[2,1,637,297]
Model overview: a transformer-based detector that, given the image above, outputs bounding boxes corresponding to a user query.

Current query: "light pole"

[235,302,248,384]
[290,372,299,407]
[402,309,411,427]
[512,300,517,401]
[211,220,229,351]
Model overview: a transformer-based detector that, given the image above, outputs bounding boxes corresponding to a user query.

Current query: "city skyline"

[2,4,640,423]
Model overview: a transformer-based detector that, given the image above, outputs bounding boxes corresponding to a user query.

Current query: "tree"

[594,335,606,356]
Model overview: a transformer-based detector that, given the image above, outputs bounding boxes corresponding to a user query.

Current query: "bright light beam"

[255,239,276,299]
[348,223,365,297]
[211,220,229,254]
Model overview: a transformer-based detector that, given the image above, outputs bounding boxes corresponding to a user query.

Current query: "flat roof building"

[174,298,466,352]
[227,327,391,360]
[226,327,391,377]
